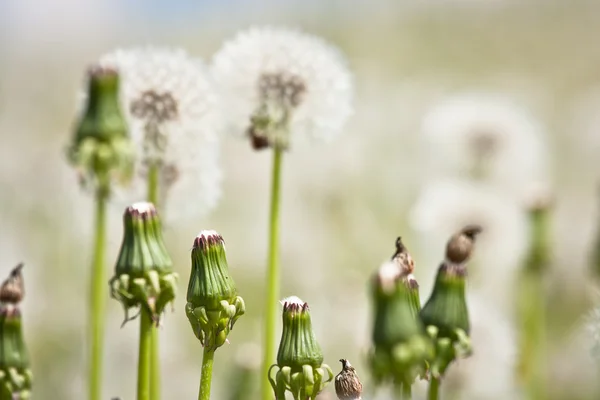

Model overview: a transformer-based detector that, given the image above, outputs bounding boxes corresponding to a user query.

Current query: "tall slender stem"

[261,148,283,400]
[428,377,440,400]
[199,348,215,400]
[146,162,161,400]
[518,272,546,400]
[402,382,412,399]
[147,162,159,207]
[138,308,153,400]
[88,188,107,400]
[150,326,160,400]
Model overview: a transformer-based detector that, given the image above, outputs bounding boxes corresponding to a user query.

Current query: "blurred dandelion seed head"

[97,47,222,220]
[422,93,548,198]
[446,291,518,397]
[410,180,528,289]
[211,26,353,149]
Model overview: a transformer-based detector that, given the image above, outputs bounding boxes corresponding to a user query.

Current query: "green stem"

[150,326,160,400]
[261,148,283,400]
[428,377,440,400]
[402,383,412,399]
[88,188,107,400]
[148,162,159,207]
[147,162,161,400]
[138,309,152,400]
[518,272,546,400]
[199,348,215,400]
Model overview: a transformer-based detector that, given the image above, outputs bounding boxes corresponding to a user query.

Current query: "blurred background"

[2,0,600,398]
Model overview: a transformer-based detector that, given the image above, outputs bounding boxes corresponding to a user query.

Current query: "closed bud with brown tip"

[445,224,482,264]
[0,263,24,306]
[335,359,362,400]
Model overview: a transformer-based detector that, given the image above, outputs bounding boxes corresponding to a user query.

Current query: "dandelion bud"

[0,265,32,399]
[185,231,245,351]
[109,202,178,325]
[68,66,134,193]
[369,262,431,387]
[420,226,480,377]
[0,263,24,306]
[335,359,363,400]
[390,237,420,319]
[268,297,333,400]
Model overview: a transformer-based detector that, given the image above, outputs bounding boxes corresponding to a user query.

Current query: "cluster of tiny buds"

[131,90,179,124]
[193,230,225,250]
[259,71,306,108]
[125,202,158,218]
[445,224,482,265]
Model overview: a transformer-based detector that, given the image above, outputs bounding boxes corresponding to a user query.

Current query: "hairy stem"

[261,148,283,400]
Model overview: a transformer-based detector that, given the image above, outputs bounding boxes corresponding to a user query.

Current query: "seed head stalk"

[147,162,161,400]
[89,183,108,400]
[517,203,550,399]
[261,147,283,400]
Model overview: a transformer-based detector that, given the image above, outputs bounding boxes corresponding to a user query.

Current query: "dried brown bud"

[0,263,24,305]
[445,225,482,264]
[391,237,415,276]
[335,359,363,400]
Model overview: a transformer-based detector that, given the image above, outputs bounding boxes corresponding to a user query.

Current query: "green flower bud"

[68,66,134,194]
[0,265,32,400]
[109,202,178,325]
[185,231,245,351]
[420,226,480,377]
[369,262,431,387]
[269,297,333,400]
[420,263,469,340]
[390,237,421,319]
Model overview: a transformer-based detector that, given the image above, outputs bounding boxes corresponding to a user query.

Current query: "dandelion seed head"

[422,93,548,199]
[97,47,222,221]
[410,180,528,294]
[211,26,353,149]
[446,291,518,397]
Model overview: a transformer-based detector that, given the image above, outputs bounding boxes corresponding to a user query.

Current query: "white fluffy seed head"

[410,179,529,303]
[421,92,549,200]
[211,26,353,148]
[97,47,222,222]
